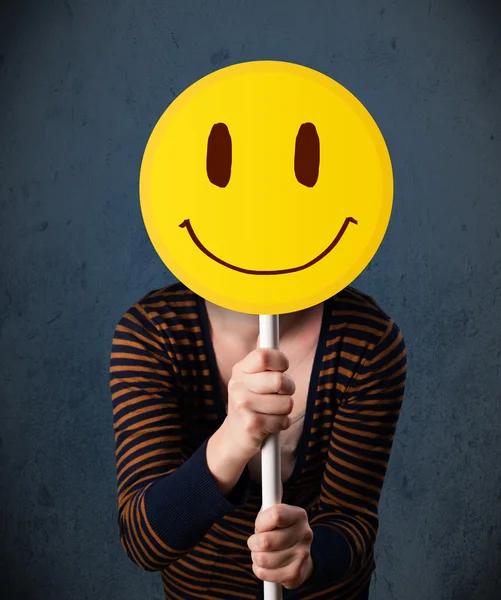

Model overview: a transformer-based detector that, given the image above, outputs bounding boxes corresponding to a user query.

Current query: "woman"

[109,280,407,599]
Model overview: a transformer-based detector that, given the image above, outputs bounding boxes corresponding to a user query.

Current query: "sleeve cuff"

[144,437,251,549]
[307,525,352,584]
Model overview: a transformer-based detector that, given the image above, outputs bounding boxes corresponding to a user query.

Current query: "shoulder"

[115,281,193,325]
[112,281,200,346]
[332,285,406,359]
[139,279,193,314]
[111,282,202,379]
[331,287,407,396]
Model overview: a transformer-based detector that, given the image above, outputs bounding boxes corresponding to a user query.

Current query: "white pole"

[259,314,283,600]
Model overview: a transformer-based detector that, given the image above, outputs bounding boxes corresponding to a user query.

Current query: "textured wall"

[1,1,500,598]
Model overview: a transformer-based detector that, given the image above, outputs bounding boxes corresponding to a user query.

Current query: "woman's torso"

[113,281,389,598]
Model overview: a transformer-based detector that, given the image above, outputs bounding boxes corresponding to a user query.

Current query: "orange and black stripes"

[109,282,407,599]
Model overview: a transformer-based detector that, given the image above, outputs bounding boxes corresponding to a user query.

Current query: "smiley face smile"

[179,216,358,275]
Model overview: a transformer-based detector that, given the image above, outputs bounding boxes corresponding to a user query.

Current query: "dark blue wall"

[1,1,500,598]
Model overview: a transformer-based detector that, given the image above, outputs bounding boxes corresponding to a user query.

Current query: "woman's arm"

[109,301,251,572]
[298,317,407,594]
[206,421,251,497]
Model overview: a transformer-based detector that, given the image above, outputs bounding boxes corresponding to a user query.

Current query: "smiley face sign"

[140,60,393,314]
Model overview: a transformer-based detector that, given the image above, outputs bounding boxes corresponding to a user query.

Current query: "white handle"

[259,314,283,600]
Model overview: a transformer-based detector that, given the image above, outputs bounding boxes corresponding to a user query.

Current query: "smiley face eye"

[295,123,319,187]
[207,123,232,188]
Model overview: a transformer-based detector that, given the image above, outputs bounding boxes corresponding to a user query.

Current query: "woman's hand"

[247,504,314,590]
[222,348,296,461]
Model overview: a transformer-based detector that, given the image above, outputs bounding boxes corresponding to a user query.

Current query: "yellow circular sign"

[140,60,393,314]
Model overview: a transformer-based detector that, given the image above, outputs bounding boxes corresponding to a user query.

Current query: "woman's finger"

[252,560,300,586]
[254,503,307,533]
[248,522,299,552]
[251,546,294,570]
[242,370,295,395]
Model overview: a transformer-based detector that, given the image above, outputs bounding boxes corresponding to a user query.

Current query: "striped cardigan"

[109,282,407,599]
